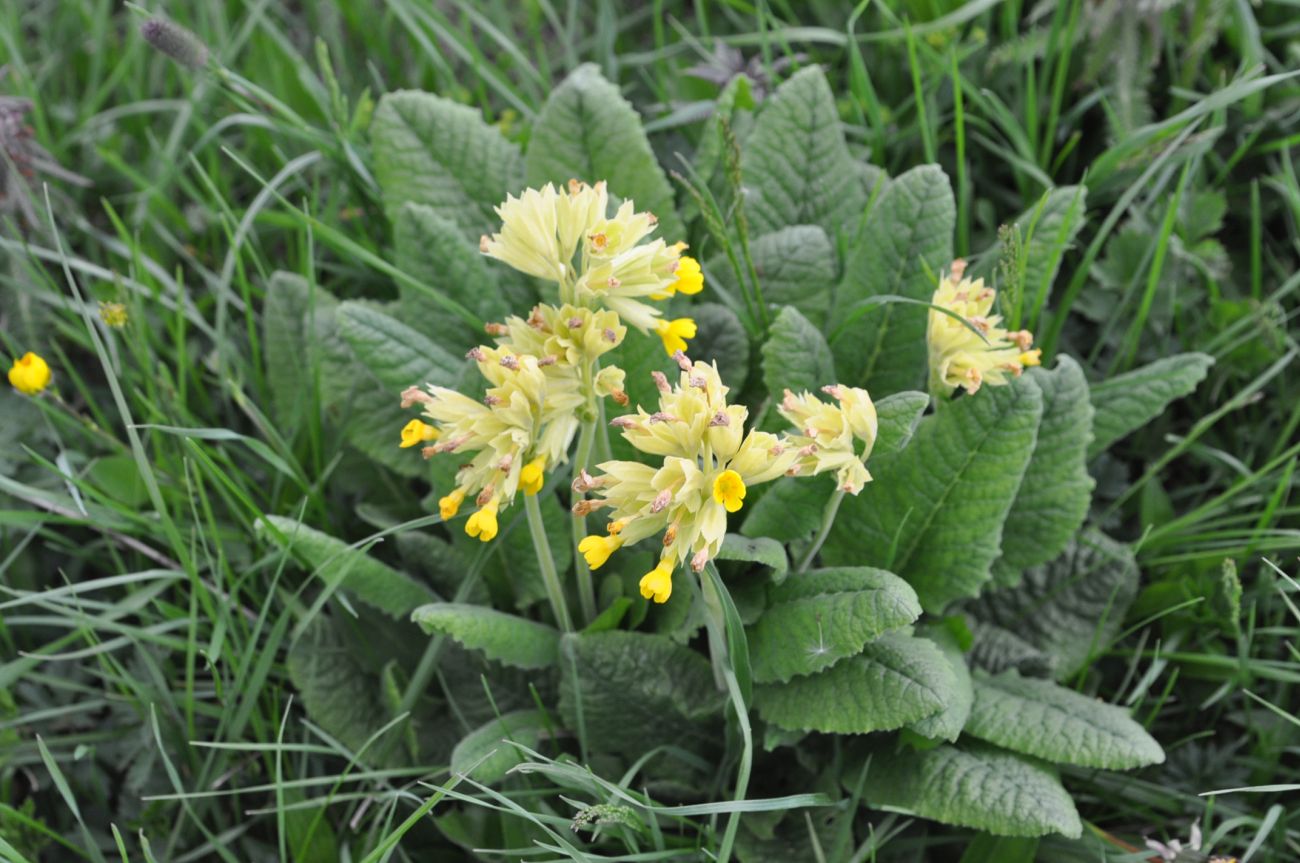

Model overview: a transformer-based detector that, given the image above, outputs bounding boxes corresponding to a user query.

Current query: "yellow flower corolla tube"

[465,499,500,542]
[779,384,879,495]
[653,317,697,356]
[639,557,674,604]
[399,419,439,448]
[574,355,796,602]
[927,259,1040,397]
[577,534,623,570]
[8,352,51,395]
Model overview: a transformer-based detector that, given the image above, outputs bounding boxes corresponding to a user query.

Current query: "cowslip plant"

[257,61,1219,857]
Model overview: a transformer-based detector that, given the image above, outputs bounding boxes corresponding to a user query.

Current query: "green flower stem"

[697,566,752,863]
[571,416,599,625]
[797,488,845,574]
[524,493,574,632]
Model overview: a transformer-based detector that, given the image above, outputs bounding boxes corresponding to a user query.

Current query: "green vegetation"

[2,1,1298,861]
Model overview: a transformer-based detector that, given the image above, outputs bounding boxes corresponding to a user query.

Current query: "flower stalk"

[796,487,845,574]
[570,414,599,625]
[524,492,574,632]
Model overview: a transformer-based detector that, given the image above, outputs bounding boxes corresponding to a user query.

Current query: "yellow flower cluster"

[480,179,703,356]
[576,354,806,604]
[401,309,619,541]
[778,384,879,495]
[927,259,1041,397]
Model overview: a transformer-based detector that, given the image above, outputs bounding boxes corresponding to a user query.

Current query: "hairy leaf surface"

[412,603,560,670]
[966,671,1164,769]
[747,567,920,683]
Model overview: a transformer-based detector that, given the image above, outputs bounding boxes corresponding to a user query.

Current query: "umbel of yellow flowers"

[778,384,879,494]
[480,180,703,357]
[927,259,1042,397]
[8,352,51,395]
[576,353,855,604]
[400,301,630,541]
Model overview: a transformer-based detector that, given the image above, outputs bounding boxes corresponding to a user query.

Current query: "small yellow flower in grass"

[399,419,440,448]
[640,557,674,604]
[465,499,500,542]
[654,317,696,356]
[712,469,746,513]
[8,352,51,395]
[99,302,128,328]
[926,259,1041,397]
[439,488,466,520]
[520,455,547,496]
[578,534,623,569]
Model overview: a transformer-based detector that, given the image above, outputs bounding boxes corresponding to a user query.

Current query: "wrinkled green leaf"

[261,515,436,618]
[823,377,1043,611]
[263,272,335,427]
[450,709,546,784]
[832,165,955,393]
[412,603,560,670]
[907,627,973,743]
[371,91,523,236]
[741,67,869,241]
[710,226,837,327]
[992,357,1095,587]
[860,740,1082,838]
[690,302,750,391]
[969,530,1138,679]
[335,301,464,392]
[755,633,951,733]
[718,534,789,577]
[762,305,835,398]
[559,630,724,757]
[1088,353,1214,457]
[965,671,1164,769]
[525,64,682,240]
[747,567,920,683]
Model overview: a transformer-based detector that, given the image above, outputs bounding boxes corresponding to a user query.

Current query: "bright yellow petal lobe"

[520,456,547,496]
[639,558,674,603]
[654,317,697,356]
[578,534,622,569]
[400,419,440,448]
[670,255,704,295]
[439,489,465,520]
[8,352,51,396]
[712,469,747,513]
[1019,349,1042,368]
[465,501,500,542]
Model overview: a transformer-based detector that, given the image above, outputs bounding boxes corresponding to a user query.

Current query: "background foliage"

[2,0,1299,860]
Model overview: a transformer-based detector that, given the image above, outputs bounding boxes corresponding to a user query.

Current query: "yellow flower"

[399,419,440,448]
[1020,349,1042,368]
[578,534,623,569]
[8,352,51,396]
[779,385,879,495]
[712,469,746,513]
[669,255,703,295]
[465,499,500,542]
[520,455,547,496]
[439,488,465,520]
[99,302,128,328]
[654,317,696,356]
[575,357,796,586]
[927,259,1041,397]
[639,557,674,604]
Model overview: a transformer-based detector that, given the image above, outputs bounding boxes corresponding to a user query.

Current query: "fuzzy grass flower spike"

[779,384,878,494]
[576,354,795,603]
[8,351,51,395]
[927,258,1041,397]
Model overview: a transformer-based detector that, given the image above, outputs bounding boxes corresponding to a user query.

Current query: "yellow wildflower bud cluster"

[577,354,802,604]
[779,384,879,495]
[8,352,51,396]
[480,179,704,356]
[927,259,1041,397]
